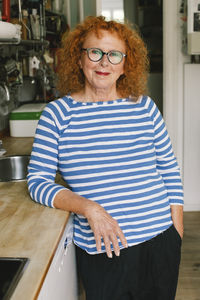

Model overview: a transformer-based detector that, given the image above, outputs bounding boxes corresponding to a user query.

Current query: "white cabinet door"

[38,215,78,300]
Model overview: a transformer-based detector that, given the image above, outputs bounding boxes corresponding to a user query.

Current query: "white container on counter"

[9,103,46,137]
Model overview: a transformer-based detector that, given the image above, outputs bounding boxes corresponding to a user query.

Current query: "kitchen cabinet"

[38,214,78,300]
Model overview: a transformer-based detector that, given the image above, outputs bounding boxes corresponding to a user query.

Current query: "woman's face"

[79,30,126,96]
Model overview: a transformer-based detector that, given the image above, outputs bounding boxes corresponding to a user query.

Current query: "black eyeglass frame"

[81,48,126,65]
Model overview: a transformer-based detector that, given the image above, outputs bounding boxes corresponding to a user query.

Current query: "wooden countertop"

[0,137,70,300]
[1,136,34,156]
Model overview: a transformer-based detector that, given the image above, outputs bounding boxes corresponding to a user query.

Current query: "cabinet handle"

[64,238,68,249]
[64,237,72,249]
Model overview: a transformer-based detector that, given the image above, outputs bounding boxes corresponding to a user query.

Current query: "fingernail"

[108,253,112,258]
[125,243,128,248]
[116,251,120,257]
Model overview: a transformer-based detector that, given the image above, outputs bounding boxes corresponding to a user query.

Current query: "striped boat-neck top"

[27,95,184,254]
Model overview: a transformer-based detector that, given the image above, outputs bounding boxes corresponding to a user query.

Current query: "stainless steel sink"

[0,257,29,300]
[0,155,30,182]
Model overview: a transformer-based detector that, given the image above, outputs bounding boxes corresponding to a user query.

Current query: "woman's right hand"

[84,201,128,258]
[54,189,127,258]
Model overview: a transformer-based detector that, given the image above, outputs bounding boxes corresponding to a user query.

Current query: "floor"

[79,212,200,300]
[176,211,200,300]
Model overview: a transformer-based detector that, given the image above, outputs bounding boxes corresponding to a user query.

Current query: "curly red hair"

[56,16,149,99]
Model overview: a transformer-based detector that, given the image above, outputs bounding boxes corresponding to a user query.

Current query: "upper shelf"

[0,39,49,46]
[0,38,19,44]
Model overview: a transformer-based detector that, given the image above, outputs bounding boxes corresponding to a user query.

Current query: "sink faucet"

[0,140,6,156]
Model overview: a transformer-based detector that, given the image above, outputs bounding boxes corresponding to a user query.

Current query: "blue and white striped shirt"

[27,95,184,254]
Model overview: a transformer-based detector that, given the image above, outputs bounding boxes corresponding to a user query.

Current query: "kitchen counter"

[0,137,70,300]
[1,136,34,156]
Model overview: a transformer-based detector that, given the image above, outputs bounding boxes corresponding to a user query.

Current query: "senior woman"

[27,16,184,300]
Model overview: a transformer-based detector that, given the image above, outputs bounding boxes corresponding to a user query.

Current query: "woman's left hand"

[171,205,184,239]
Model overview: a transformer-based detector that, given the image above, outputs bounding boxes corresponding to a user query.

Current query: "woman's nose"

[100,54,109,67]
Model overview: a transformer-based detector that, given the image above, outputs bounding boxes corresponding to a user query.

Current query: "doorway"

[101,0,163,113]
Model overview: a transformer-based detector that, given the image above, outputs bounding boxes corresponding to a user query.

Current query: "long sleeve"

[27,101,69,207]
[148,99,184,206]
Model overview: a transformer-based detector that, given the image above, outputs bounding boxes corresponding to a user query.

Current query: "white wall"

[183,64,200,211]
[163,0,190,171]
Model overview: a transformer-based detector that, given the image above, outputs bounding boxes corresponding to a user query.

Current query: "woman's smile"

[95,71,110,76]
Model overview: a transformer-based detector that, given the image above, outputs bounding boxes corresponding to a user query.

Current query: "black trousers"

[76,225,182,300]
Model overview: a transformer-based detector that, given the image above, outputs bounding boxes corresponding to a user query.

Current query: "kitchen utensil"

[0,82,10,116]
[17,76,38,102]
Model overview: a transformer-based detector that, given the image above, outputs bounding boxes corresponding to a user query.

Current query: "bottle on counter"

[21,9,29,40]
[30,8,40,40]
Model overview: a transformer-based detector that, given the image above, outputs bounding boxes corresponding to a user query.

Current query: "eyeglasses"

[81,48,126,65]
